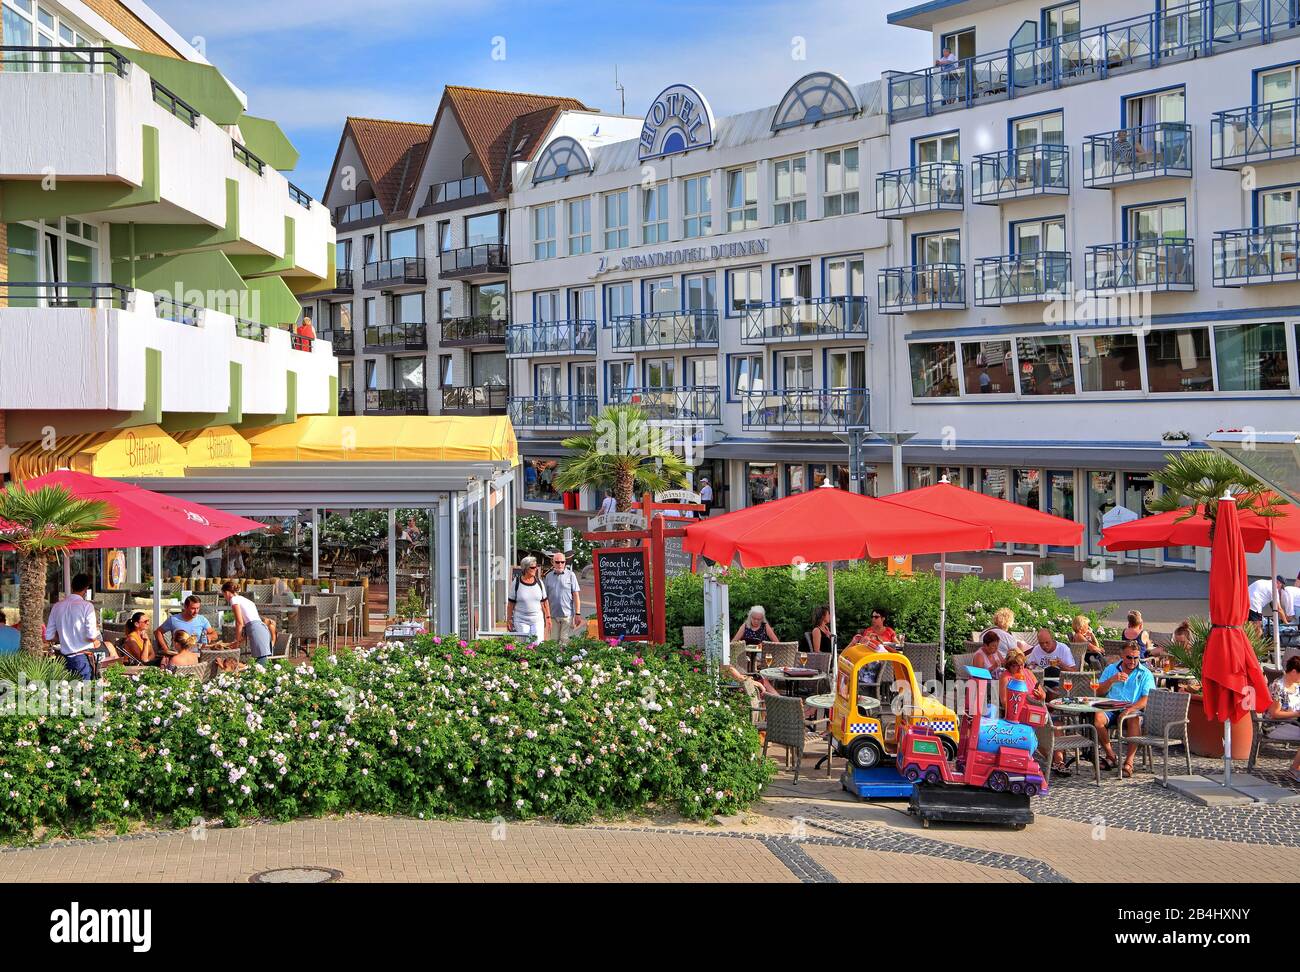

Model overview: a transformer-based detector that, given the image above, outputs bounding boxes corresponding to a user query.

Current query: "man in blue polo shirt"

[154,596,217,657]
[1094,643,1155,777]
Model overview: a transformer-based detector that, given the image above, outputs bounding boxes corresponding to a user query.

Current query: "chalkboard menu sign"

[594,547,651,641]
[662,535,692,575]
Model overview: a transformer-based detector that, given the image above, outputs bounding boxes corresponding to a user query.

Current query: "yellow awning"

[171,425,252,469]
[246,416,519,465]
[9,425,188,481]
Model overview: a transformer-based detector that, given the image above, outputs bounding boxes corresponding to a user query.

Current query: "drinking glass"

[799,652,808,666]
[764,652,774,668]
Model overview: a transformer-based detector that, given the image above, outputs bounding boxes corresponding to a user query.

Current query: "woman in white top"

[222,581,273,664]
[506,556,551,643]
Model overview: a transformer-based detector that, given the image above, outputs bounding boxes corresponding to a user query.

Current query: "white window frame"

[822,146,860,218]
[603,190,629,249]
[726,166,758,232]
[532,204,557,260]
[567,197,591,255]
[772,155,807,225]
[642,184,669,244]
[682,174,712,239]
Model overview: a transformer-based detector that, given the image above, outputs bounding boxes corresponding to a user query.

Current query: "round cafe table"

[804,692,838,774]
[761,667,825,699]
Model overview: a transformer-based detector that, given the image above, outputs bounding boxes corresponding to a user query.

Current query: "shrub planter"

[1185,693,1253,759]
[1034,573,1065,590]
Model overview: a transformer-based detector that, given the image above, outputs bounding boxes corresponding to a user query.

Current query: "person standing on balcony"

[936,47,960,104]
[294,313,317,351]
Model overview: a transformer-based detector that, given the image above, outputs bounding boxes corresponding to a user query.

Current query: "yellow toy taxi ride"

[830,643,960,769]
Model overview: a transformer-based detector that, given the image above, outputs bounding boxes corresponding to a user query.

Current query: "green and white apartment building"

[0,0,338,462]
[506,0,1300,575]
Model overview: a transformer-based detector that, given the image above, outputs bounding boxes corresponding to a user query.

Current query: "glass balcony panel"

[611,310,719,351]
[740,389,870,431]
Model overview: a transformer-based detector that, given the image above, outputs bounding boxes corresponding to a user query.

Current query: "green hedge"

[517,514,596,570]
[666,562,1115,655]
[0,636,771,841]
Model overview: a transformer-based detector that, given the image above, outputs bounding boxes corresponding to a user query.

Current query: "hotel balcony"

[334,198,384,230]
[1083,123,1193,188]
[971,145,1069,204]
[885,0,1300,122]
[440,315,507,347]
[364,388,428,416]
[337,388,356,415]
[440,384,508,416]
[329,329,355,355]
[1085,241,1195,293]
[439,243,509,279]
[740,389,870,432]
[875,163,963,218]
[611,309,719,352]
[0,282,337,433]
[333,269,355,294]
[419,175,493,216]
[362,323,427,353]
[1212,98,1300,169]
[740,297,868,345]
[505,320,598,358]
[507,396,598,430]
[610,387,722,424]
[0,46,334,285]
[1213,225,1300,286]
[363,257,427,290]
[974,253,1072,306]
[878,265,966,314]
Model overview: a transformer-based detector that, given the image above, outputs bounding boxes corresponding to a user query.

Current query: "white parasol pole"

[828,560,838,676]
[939,552,948,683]
[1271,542,1282,670]
[1223,717,1232,787]
[62,552,71,597]
[152,546,162,627]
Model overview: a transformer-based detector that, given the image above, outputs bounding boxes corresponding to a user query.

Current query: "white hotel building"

[508,0,1300,572]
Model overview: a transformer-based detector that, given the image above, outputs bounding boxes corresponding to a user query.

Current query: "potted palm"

[0,483,116,655]
[1166,616,1272,758]
[553,403,691,512]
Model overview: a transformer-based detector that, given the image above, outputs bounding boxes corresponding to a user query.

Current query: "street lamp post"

[866,430,917,495]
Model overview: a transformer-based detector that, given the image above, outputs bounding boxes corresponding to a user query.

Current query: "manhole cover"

[249,866,343,884]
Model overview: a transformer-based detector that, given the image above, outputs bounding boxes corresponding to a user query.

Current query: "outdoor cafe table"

[805,692,839,774]
[761,667,824,699]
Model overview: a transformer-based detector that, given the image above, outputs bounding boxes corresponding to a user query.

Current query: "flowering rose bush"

[0,636,771,841]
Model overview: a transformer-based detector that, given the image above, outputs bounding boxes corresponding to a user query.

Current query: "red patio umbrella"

[1201,496,1271,785]
[1101,492,1300,666]
[682,485,994,672]
[879,480,1084,668]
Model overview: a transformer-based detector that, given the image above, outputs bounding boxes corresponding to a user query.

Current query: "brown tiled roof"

[340,117,432,215]
[439,86,592,194]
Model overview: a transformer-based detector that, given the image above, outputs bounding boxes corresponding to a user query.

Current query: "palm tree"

[1148,450,1282,535]
[0,484,116,655]
[553,403,692,512]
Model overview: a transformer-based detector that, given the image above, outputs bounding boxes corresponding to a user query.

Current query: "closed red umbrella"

[1201,496,1271,784]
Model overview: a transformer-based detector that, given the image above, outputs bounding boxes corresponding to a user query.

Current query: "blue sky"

[147,0,932,197]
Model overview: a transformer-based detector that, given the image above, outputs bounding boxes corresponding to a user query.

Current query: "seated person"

[1071,614,1104,670]
[980,606,1029,655]
[0,609,19,654]
[1266,656,1300,784]
[117,611,158,666]
[733,605,778,647]
[1121,609,1160,656]
[849,608,896,650]
[972,629,1006,676]
[154,595,217,657]
[1094,645,1155,777]
[999,650,1045,709]
[163,630,203,669]
[1028,627,1077,672]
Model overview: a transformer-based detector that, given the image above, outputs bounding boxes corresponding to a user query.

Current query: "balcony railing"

[1213,224,1300,286]
[611,309,719,351]
[508,396,599,429]
[338,389,356,415]
[363,257,427,288]
[974,253,1072,306]
[1213,97,1300,168]
[878,265,966,313]
[875,163,963,217]
[741,389,870,431]
[235,317,273,341]
[232,141,265,176]
[0,45,130,75]
[885,0,1300,121]
[1085,241,1196,292]
[971,144,1069,203]
[333,199,383,228]
[329,330,355,354]
[441,384,509,414]
[1084,123,1193,187]
[365,388,427,415]
[440,315,507,346]
[740,297,868,344]
[610,387,722,424]
[151,80,199,128]
[288,182,314,208]
[334,269,354,293]
[506,320,598,357]
[363,323,428,352]
[424,175,492,211]
[154,295,201,326]
[438,243,509,278]
[0,281,130,309]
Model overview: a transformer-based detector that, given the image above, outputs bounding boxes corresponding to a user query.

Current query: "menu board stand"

[592,546,651,641]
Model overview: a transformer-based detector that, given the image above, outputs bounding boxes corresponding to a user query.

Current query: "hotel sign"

[639,83,716,161]
[594,239,770,276]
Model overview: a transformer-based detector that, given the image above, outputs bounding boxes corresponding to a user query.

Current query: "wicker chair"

[244,584,277,603]
[951,651,979,677]
[763,641,800,668]
[762,693,824,784]
[1063,671,1097,697]
[92,592,127,614]
[1115,689,1191,783]
[1032,714,1102,789]
[681,626,705,649]
[289,604,329,650]
[898,642,940,683]
[305,593,340,647]
[729,641,755,670]
[1249,711,1300,771]
[337,585,366,641]
[271,629,294,661]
